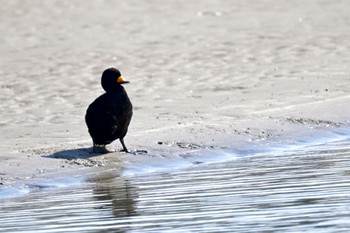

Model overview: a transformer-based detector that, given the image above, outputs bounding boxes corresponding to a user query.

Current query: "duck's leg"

[120,138,129,152]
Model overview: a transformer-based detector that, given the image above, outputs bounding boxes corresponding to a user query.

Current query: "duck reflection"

[91,175,138,218]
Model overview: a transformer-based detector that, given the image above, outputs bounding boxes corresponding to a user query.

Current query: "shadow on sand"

[45,147,101,160]
[47,148,148,159]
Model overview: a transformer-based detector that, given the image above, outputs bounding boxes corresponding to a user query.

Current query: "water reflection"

[91,175,138,218]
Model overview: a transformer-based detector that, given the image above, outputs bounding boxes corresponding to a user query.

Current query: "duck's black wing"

[85,90,132,145]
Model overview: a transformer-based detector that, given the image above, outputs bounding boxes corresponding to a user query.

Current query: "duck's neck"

[106,85,124,93]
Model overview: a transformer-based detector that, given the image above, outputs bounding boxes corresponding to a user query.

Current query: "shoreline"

[1,124,349,200]
[1,111,349,200]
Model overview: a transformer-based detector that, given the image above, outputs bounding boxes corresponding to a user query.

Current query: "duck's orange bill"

[116,76,126,83]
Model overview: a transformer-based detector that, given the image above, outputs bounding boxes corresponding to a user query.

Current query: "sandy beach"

[1,0,350,186]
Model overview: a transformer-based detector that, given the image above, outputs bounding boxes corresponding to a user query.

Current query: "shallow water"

[2,132,350,232]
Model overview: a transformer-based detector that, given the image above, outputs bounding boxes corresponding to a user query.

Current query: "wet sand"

[1,0,350,187]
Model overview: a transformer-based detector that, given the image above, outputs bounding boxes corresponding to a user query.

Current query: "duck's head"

[101,68,129,92]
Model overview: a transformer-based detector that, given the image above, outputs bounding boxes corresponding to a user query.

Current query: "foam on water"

[122,150,239,177]
[0,176,85,200]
